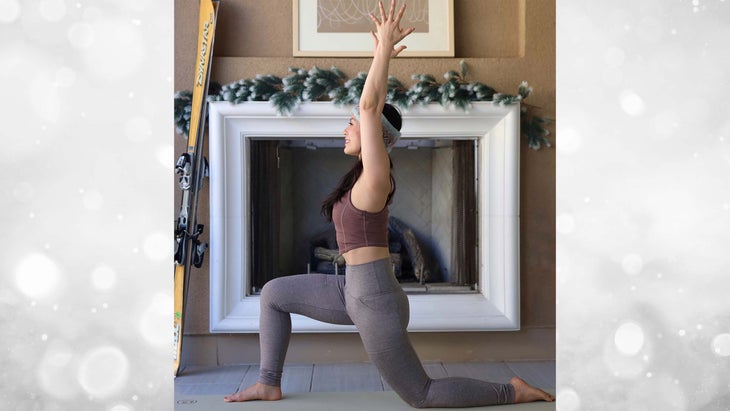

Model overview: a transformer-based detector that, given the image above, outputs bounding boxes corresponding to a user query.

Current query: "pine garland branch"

[387,76,409,110]
[407,73,441,106]
[340,71,367,106]
[521,102,552,150]
[173,62,552,150]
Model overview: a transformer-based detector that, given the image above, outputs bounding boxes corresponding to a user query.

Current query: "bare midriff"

[342,246,390,266]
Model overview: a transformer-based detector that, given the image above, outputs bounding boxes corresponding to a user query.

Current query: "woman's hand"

[369,0,416,57]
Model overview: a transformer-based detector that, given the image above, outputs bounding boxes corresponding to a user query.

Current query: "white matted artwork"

[293,0,454,57]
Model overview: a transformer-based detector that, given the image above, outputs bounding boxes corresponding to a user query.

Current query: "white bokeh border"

[556,0,730,409]
[1,0,174,409]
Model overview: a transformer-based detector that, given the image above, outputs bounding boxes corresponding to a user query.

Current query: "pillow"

[314,247,345,266]
[401,228,429,282]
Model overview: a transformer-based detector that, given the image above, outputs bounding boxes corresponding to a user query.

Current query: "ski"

[174,0,220,377]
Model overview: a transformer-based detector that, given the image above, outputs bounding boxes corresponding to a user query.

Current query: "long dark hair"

[320,159,396,220]
[321,103,402,221]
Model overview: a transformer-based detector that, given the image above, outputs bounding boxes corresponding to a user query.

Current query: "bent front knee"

[259,278,285,307]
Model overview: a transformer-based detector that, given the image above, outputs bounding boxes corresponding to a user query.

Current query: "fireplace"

[248,138,477,292]
[208,102,520,332]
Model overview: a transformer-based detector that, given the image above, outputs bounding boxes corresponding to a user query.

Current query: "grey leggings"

[257,257,515,408]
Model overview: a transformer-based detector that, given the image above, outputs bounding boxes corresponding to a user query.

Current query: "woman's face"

[343,115,361,156]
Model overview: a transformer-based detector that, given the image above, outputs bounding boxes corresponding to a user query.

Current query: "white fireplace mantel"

[208,101,520,332]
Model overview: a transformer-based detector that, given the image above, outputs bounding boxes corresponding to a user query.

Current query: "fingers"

[369,12,380,25]
[377,0,406,23]
[394,27,415,44]
[370,0,414,56]
[394,2,406,24]
[391,45,407,57]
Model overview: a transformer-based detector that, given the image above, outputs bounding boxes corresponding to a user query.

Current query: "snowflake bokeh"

[557,0,730,409]
[1,0,173,409]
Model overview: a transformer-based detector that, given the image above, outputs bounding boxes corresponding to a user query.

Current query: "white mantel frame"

[208,101,520,332]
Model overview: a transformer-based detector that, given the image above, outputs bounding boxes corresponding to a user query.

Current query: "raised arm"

[352,0,414,210]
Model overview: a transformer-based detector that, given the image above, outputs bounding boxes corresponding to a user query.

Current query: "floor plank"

[173,361,556,397]
[281,364,315,394]
[175,383,241,396]
[174,391,557,410]
[505,361,556,388]
[175,365,249,397]
[423,362,450,379]
[311,363,384,392]
[176,365,249,385]
[237,364,260,391]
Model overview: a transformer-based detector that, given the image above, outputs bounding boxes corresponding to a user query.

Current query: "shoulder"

[351,177,390,213]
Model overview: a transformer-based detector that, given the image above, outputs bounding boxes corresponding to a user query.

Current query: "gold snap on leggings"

[257,257,515,408]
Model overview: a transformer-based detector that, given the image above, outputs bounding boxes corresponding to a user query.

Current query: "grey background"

[1,0,174,409]
[556,0,730,409]
[1,0,728,409]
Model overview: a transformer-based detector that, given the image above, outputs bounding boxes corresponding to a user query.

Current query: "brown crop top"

[332,189,389,254]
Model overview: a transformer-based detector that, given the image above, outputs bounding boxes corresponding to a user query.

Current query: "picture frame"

[293,0,454,57]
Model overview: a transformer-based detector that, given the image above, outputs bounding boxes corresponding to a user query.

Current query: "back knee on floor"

[403,396,428,409]
[395,382,431,409]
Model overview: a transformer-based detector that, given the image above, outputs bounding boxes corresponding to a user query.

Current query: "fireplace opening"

[249,138,478,295]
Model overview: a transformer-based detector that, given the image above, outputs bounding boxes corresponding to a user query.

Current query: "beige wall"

[174,0,555,365]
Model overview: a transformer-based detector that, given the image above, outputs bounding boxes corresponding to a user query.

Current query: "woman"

[224,1,554,407]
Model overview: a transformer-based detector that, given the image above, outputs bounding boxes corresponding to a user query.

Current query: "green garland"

[174,61,551,150]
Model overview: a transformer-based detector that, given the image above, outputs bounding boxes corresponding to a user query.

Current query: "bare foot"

[509,376,555,403]
[223,382,282,402]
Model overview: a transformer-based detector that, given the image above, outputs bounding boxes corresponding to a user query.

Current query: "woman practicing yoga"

[224,1,554,407]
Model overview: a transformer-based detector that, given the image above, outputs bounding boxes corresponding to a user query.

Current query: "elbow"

[357,98,380,113]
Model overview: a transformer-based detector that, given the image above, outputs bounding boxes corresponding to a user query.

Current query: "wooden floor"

[174,361,555,397]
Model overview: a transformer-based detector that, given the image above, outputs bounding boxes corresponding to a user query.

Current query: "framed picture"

[293,0,454,57]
